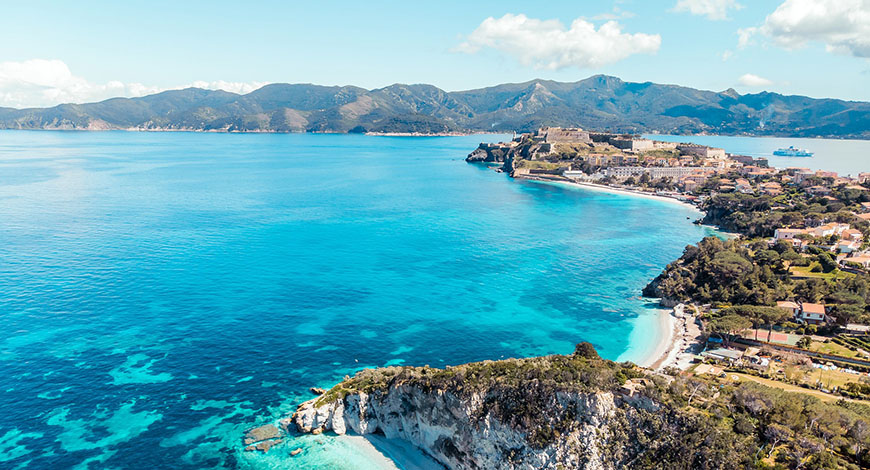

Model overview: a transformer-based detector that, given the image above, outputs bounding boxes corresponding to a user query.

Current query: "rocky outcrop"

[293,385,618,470]
[284,355,684,470]
[465,143,510,163]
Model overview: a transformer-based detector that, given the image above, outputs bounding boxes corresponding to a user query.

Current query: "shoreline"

[515,175,704,214]
[648,304,705,370]
[517,174,711,369]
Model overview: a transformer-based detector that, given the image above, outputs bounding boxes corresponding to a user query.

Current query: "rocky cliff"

[285,349,704,470]
[281,345,870,469]
[293,383,621,469]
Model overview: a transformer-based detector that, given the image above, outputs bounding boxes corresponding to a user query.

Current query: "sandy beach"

[648,304,705,370]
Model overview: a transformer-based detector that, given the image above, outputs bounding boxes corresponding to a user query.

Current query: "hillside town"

[470,127,870,402]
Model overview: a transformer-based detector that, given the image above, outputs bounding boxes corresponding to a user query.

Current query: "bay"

[0,131,713,469]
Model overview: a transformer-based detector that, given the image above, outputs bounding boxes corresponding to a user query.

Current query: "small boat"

[773,146,814,157]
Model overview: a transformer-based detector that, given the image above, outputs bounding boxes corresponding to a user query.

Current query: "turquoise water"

[645,134,870,176]
[0,131,714,469]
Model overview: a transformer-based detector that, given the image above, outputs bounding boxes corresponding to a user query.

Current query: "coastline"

[648,304,705,370]
[515,175,703,214]
[516,175,711,370]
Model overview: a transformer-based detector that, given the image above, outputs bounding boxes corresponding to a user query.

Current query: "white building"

[604,166,698,180]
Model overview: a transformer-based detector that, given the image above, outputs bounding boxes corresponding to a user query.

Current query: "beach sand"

[335,435,445,470]
[649,304,705,370]
[624,306,677,368]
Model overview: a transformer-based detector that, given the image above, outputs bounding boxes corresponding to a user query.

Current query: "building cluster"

[773,221,870,268]
[525,127,771,191]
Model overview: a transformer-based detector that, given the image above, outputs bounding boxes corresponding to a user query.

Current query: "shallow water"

[0,131,714,469]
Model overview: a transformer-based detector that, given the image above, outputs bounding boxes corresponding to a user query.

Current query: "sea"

[646,134,870,176]
[0,129,809,469]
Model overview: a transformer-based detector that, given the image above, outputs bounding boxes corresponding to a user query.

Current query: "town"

[470,127,870,402]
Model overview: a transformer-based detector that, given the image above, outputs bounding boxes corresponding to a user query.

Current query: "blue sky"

[0,0,868,107]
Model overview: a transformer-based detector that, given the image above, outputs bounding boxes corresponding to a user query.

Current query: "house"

[860,202,870,213]
[735,178,753,193]
[858,213,870,222]
[774,228,806,240]
[846,323,870,335]
[837,240,861,254]
[797,302,830,325]
[842,228,863,241]
[859,172,870,184]
[702,348,743,364]
[759,182,783,196]
[793,170,816,185]
[776,301,800,317]
[844,255,870,269]
[807,185,832,196]
[810,223,849,238]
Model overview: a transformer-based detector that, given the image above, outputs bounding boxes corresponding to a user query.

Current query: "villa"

[774,228,806,240]
[796,303,830,325]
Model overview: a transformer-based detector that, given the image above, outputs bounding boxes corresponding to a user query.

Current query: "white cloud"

[672,0,743,20]
[721,50,734,61]
[591,6,636,21]
[736,27,758,48]
[0,59,267,108]
[738,0,870,57]
[456,14,661,69]
[738,73,773,87]
[762,0,870,57]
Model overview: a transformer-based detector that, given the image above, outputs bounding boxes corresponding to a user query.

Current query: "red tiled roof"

[802,303,825,314]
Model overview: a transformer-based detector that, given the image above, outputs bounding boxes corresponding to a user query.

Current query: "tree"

[709,314,752,343]
[765,423,793,458]
[573,342,599,359]
[817,253,838,273]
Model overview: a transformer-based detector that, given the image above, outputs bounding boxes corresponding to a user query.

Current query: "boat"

[773,146,814,157]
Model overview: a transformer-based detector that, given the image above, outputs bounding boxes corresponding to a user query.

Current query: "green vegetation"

[514,159,564,170]
[645,236,870,326]
[319,345,870,468]
[701,192,869,239]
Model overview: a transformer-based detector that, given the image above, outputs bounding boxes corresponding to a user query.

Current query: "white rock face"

[291,385,621,470]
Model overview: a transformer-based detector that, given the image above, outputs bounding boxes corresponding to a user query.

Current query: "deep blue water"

[0,131,714,469]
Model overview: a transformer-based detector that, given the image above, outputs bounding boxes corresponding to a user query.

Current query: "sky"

[0,0,868,108]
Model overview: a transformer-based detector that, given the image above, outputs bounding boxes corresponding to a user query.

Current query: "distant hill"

[2,75,868,138]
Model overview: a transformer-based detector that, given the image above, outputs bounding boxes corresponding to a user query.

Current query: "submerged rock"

[243,424,282,445]
[242,424,285,452]
[290,447,303,456]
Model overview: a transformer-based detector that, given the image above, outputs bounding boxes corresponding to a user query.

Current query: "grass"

[790,265,855,280]
[515,159,563,170]
[810,340,865,359]
[728,371,868,403]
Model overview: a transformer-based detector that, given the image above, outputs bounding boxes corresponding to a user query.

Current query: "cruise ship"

[773,146,814,157]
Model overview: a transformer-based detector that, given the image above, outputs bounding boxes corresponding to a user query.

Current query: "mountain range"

[1,75,868,138]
